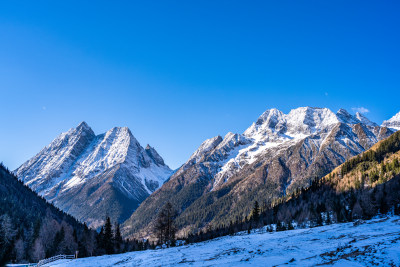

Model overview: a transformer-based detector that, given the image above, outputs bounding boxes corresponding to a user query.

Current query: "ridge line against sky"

[0,0,399,169]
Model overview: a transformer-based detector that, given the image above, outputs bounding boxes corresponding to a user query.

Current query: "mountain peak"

[245,107,339,138]
[145,145,166,166]
[77,121,90,129]
[104,127,137,146]
[336,108,353,120]
[15,122,173,227]
[355,112,377,127]
[285,107,338,133]
[73,121,95,138]
[382,111,400,131]
[255,108,284,126]
[189,136,223,163]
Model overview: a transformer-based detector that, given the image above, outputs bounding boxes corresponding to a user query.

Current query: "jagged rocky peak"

[109,126,139,149]
[15,122,173,227]
[245,107,340,138]
[59,121,96,145]
[188,135,223,163]
[16,121,96,186]
[145,144,166,166]
[244,108,285,137]
[72,126,140,178]
[76,120,92,131]
[285,107,339,134]
[255,108,285,126]
[336,109,378,127]
[355,112,378,127]
[336,109,359,124]
[217,132,249,149]
[64,121,96,143]
[382,111,400,131]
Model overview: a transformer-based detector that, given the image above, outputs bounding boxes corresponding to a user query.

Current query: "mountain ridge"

[122,106,397,238]
[15,122,173,228]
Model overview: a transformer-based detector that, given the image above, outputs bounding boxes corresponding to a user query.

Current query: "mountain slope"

[53,216,400,267]
[15,122,173,228]
[382,111,400,131]
[122,107,395,238]
[253,129,400,230]
[0,163,92,264]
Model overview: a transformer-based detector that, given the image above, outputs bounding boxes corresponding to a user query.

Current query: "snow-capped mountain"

[173,107,389,191]
[123,107,395,238]
[15,122,173,228]
[382,111,400,131]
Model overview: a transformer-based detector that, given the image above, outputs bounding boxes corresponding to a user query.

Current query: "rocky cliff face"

[122,107,395,238]
[15,122,173,228]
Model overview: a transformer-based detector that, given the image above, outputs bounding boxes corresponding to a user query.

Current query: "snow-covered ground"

[52,216,400,266]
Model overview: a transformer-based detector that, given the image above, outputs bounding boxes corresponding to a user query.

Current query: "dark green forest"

[0,164,152,265]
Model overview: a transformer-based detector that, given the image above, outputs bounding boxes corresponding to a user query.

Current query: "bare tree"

[154,202,177,247]
[0,214,16,248]
[14,238,25,263]
[31,239,45,262]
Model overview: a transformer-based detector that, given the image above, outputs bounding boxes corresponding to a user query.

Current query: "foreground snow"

[53,216,400,266]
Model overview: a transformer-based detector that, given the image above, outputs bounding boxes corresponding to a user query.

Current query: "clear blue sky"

[1,1,399,170]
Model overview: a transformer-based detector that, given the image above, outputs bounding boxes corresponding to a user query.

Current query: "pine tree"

[251,201,260,222]
[114,223,123,253]
[104,217,114,254]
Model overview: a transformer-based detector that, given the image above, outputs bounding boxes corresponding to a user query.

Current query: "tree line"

[0,164,150,265]
[3,131,400,263]
[150,131,400,246]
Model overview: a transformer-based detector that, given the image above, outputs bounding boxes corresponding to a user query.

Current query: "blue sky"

[0,1,399,170]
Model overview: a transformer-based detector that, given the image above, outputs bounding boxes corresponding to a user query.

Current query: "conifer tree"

[251,201,260,222]
[114,223,123,253]
[103,217,114,254]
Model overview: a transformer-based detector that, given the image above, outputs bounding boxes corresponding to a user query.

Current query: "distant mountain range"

[15,122,173,228]
[122,107,400,238]
[14,108,400,234]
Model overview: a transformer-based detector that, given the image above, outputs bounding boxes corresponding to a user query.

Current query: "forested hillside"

[0,163,90,264]
[184,130,400,243]
[0,164,149,265]
[259,130,400,226]
[122,107,394,239]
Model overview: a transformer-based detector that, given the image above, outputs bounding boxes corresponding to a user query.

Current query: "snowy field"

[51,216,400,267]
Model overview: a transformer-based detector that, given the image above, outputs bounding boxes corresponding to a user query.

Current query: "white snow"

[210,107,372,189]
[51,216,400,267]
[15,122,173,201]
[382,111,400,131]
[188,136,223,163]
[355,112,378,127]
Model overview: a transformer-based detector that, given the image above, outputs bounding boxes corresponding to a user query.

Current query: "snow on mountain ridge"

[336,108,360,124]
[355,112,378,127]
[73,127,141,180]
[188,135,223,163]
[145,144,166,166]
[182,107,387,190]
[382,111,400,131]
[17,121,96,191]
[15,122,173,226]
